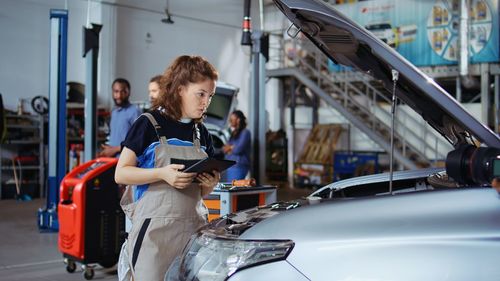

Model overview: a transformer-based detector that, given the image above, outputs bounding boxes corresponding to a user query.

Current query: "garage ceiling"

[93,0,275,28]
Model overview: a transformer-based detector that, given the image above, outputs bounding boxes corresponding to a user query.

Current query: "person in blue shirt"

[222,110,251,181]
[99,78,141,157]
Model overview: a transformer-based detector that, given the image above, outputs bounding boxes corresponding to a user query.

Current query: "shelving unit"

[67,103,109,141]
[293,124,346,188]
[0,113,46,199]
[0,105,111,199]
[66,103,110,169]
[265,130,288,181]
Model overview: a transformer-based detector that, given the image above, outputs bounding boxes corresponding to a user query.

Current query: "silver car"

[166,0,500,280]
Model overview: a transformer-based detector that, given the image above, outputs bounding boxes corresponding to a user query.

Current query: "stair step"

[274,42,438,168]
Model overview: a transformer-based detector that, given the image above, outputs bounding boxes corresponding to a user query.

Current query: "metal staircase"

[268,38,452,169]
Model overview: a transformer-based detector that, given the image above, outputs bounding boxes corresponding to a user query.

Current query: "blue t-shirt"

[225,129,251,167]
[121,110,214,200]
[109,103,141,146]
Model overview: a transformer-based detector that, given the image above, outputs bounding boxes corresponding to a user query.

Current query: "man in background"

[148,75,162,106]
[99,78,141,157]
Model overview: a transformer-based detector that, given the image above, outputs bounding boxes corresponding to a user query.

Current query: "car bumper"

[166,259,309,281]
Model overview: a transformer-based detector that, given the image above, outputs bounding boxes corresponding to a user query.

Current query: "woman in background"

[222,110,251,181]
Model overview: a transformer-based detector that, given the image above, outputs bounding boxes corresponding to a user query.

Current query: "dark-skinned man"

[99,78,141,157]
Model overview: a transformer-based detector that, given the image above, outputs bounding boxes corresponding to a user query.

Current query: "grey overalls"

[120,113,208,281]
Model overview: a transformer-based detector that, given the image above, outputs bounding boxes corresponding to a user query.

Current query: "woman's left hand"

[197,170,221,196]
[222,144,233,154]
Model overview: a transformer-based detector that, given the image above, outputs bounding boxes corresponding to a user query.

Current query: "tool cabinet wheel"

[65,260,76,273]
[83,267,94,280]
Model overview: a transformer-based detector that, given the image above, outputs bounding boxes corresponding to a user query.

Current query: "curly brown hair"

[149,74,162,84]
[153,55,218,122]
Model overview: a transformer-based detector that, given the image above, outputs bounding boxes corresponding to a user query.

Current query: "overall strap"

[193,123,201,149]
[142,112,167,144]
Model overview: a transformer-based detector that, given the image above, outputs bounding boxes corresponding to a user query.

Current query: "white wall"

[0,0,258,115]
[112,2,252,112]
[263,3,289,132]
[0,0,110,112]
[0,0,54,111]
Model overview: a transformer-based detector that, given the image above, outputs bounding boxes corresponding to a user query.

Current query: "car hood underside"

[273,0,500,149]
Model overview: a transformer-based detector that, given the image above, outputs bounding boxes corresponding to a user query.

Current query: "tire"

[66,260,76,273]
[83,268,94,280]
[30,96,49,115]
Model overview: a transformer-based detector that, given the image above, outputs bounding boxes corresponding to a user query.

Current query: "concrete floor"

[0,184,311,281]
[0,198,117,281]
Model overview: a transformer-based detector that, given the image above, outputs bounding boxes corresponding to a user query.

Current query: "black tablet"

[171,157,236,174]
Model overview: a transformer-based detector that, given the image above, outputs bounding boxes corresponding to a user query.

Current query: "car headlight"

[176,231,294,281]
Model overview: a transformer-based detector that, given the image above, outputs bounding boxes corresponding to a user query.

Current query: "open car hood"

[273,0,500,148]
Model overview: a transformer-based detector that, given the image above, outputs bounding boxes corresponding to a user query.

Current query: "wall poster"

[330,0,499,66]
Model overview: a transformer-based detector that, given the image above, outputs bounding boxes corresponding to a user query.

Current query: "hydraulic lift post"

[39,9,68,231]
[83,24,102,162]
[249,31,268,185]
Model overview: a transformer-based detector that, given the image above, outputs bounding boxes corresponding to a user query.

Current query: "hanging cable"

[86,0,91,28]
[259,0,264,31]
[241,0,252,45]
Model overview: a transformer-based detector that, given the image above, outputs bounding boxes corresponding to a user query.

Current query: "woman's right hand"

[159,164,197,189]
[222,144,233,154]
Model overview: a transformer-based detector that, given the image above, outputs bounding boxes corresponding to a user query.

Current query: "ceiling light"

[161,0,174,24]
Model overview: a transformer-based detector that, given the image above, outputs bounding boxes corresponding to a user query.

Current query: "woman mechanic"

[223,110,251,181]
[115,55,220,281]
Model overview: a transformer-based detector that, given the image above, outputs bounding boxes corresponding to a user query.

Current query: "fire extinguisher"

[68,144,79,172]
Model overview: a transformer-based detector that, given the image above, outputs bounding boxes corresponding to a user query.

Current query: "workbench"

[204,184,277,221]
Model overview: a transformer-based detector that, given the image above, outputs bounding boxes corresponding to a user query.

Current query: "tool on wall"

[31,96,49,115]
[11,158,32,201]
